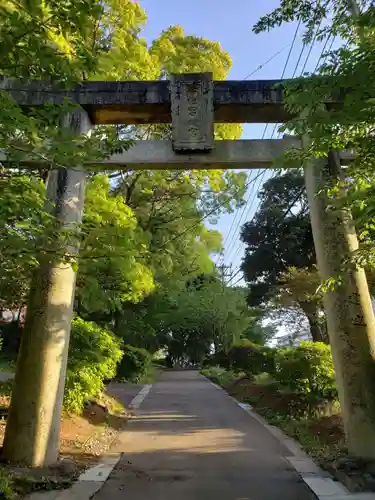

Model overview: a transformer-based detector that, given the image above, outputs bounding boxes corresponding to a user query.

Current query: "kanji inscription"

[170,73,214,152]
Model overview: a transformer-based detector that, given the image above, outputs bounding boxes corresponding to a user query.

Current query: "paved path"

[107,381,144,407]
[94,371,316,500]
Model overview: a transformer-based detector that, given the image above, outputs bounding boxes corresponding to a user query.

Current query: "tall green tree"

[240,170,322,339]
[271,266,327,343]
[117,277,256,365]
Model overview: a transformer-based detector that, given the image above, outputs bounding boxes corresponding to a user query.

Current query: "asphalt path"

[94,370,316,500]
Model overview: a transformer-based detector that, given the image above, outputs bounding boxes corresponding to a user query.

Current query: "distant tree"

[240,170,322,340]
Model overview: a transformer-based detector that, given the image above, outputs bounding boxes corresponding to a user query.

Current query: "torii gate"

[3,74,375,464]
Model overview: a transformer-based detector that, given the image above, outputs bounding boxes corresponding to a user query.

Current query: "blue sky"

[139,0,331,282]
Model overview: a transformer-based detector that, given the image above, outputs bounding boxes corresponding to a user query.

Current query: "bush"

[274,341,337,399]
[64,317,123,414]
[228,340,275,377]
[200,366,245,387]
[202,350,230,369]
[116,345,152,382]
[0,470,15,499]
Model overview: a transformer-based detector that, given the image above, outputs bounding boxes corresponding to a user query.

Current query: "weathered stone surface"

[0,138,354,170]
[2,78,342,125]
[304,146,375,460]
[170,73,213,152]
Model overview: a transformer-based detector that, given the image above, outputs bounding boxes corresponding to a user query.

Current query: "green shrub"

[64,317,123,414]
[116,345,152,382]
[0,470,15,499]
[202,350,230,369]
[274,341,337,399]
[200,366,245,387]
[228,340,275,376]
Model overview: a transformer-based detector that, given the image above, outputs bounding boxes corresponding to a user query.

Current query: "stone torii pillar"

[2,73,217,466]
[2,109,92,466]
[303,142,375,458]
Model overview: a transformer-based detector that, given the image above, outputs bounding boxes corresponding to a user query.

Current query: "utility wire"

[227,186,305,287]
[226,268,242,286]
[223,169,255,250]
[226,19,329,278]
[224,17,334,277]
[262,19,302,141]
[225,169,268,261]
[243,43,293,80]
[227,23,339,290]
[159,170,266,250]
[224,23,302,263]
[231,275,243,287]
[222,42,299,257]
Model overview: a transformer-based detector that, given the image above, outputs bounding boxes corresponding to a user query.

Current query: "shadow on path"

[94,371,316,500]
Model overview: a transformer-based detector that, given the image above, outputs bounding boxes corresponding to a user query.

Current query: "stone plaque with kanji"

[170,73,214,152]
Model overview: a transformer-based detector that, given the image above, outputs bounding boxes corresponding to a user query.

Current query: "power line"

[227,186,305,287]
[225,169,269,262]
[224,18,335,277]
[314,32,336,73]
[292,42,307,78]
[227,21,326,279]
[243,43,292,80]
[262,19,302,141]
[223,169,256,249]
[231,275,243,287]
[226,268,242,286]
[225,23,302,262]
[159,170,266,250]
[224,171,263,260]
[227,22,338,288]
[223,41,301,254]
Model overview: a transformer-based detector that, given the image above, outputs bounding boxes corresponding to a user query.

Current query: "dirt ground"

[0,396,129,460]
[0,384,135,497]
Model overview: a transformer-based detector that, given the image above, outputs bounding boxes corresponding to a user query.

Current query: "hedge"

[116,345,152,382]
[274,341,337,399]
[64,317,123,413]
[228,340,275,376]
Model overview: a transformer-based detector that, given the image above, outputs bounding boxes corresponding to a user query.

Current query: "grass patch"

[254,372,275,385]
[225,373,345,465]
[277,416,345,461]
[0,469,15,499]
[138,364,161,384]
[0,385,129,498]
[93,392,126,416]
[200,366,246,387]
[245,385,345,464]
[0,381,12,399]
[0,465,76,500]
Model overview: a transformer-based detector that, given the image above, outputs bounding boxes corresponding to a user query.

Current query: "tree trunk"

[304,147,375,459]
[306,311,324,343]
[2,109,91,466]
[299,301,325,343]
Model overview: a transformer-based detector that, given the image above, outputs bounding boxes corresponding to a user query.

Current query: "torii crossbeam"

[2,73,350,169]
